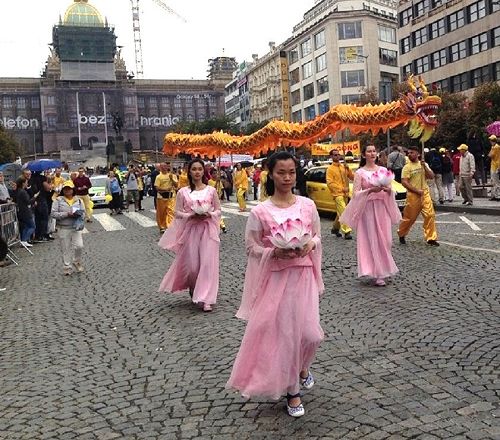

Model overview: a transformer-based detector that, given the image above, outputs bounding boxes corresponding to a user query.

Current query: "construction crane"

[130,0,186,78]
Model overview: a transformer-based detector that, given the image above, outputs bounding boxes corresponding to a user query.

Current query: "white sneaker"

[300,371,315,390]
[20,241,33,248]
[287,402,305,417]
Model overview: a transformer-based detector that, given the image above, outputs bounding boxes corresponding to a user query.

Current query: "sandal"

[300,371,315,390]
[286,393,305,417]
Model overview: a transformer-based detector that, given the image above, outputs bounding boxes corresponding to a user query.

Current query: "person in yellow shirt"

[154,162,178,232]
[234,163,249,211]
[488,134,500,201]
[398,145,439,246]
[208,170,227,233]
[259,159,269,202]
[178,164,189,189]
[51,168,66,201]
[326,149,354,239]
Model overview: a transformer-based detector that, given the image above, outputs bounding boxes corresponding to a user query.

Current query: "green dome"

[64,0,104,27]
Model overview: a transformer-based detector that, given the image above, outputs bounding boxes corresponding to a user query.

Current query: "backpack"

[428,152,442,173]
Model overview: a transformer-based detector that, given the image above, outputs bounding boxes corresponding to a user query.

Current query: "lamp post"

[32,125,37,160]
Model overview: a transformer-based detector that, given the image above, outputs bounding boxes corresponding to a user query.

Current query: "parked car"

[88,175,108,207]
[305,164,407,213]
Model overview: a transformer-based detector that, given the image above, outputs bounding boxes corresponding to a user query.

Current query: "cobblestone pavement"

[1,198,499,440]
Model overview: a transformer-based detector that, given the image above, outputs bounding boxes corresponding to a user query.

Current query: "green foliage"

[0,125,20,163]
[468,82,500,135]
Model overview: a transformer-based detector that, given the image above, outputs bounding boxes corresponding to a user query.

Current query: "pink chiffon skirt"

[158,220,219,306]
[226,265,324,400]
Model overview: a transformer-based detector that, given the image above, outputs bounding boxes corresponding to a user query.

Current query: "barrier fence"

[0,202,31,265]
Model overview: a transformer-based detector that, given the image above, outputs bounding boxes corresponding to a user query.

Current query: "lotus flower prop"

[191,199,211,215]
[370,168,394,187]
[269,218,312,249]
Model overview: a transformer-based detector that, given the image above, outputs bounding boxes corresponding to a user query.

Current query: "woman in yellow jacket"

[234,163,249,211]
[208,170,227,233]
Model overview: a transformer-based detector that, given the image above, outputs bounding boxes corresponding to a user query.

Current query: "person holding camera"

[154,162,179,232]
[125,164,140,212]
[51,181,85,276]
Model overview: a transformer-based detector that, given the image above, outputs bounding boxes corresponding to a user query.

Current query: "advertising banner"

[311,141,360,156]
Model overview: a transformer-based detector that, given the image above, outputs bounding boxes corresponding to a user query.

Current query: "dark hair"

[265,151,297,196]
[187,158,207,191]
[16,176,26,189]
[359,145,377,167]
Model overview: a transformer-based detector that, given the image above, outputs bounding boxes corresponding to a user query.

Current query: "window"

[341,70,365,88]
[305,105,316,121]
[401,37,411,54]
[402,64,412,78]
[495,62,500,81]
[318,99,329,115]
[125,115,135,126]
[470,33,488,54]
[314,30,325,49]
[300,39,312,57]
[174,97,181,108]
[494,0,500,12]
[338,22,362,40]
[47,95,55,106]
[292,110,302,122]
[342,94,362,104]
[378,25,396,43]
[161,97,170,107]
[379,48,397,66]
[431,49,447,68]
[468,0,486,23]
[290,68,300,85]
[302,61,313,79]
[303,83,315,101]
[69,114,78,128]
[472,66,490,87]
[495,27,500,47]
[450,41,467,62]
[3,97,12,108]
[415,56,430,74]
[149,97,157,107]
[317,76,329,95]
[431,0,444,8]
[289,47,299,64]
[414,0,430,17]
[316,54,327,72]
[47,115,57,128]
[452,72,469,92]
[399,8,412,27]
[291,90,301,106]
[433,79,449,93]
[137,96,145,108]
[31,97,40,109]
[339,46,364,63]
[17,97,26,109]
[124,96,134,106]
[449,9,465,31]
[307,168,326,183]
[430,18,446,39]
[413,27,428,46]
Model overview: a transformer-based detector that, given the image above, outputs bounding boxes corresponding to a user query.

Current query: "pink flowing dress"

[226,196,324,400]
[339,167,401,280]
[158,186,221,306]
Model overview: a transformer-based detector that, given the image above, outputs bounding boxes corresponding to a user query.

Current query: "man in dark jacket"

[467,132,485,185]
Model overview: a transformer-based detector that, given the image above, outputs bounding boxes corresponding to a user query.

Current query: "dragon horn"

[408,74,417,93]
[418,75,429,97]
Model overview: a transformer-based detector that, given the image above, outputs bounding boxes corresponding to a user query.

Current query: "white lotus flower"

[269,218,312,249]
[191,199,211,215]
[371,168,394,186]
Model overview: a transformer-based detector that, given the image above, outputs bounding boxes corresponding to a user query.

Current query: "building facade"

[0,0,228,157]
[398,0,500,95]
[283,0,399,123]
[246,43,291,124]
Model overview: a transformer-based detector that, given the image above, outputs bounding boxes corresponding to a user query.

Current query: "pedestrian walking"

[226,151,324,418]
[387,146,406,183]
[488,135,500,201]
[326,149,354,239]
[440,148,454,202]
[105,171,123,215]
[458,144,476,206]
[425,148,445,204]
[125,165,140,211]
[154,162,178,232]
[50,180,85,276]
[398,145,439,246]
[208,170,227,233]
[158,159,221,312]
[339,145,401,286]
[73,168,93,222]
[234,163,248,212]
[14,177,36,247]
[258,159,269,202]
[452,149,461,196]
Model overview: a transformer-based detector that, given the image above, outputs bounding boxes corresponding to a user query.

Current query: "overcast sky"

[0,0,309,79]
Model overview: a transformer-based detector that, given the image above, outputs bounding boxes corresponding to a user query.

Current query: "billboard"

[311,140,361,156]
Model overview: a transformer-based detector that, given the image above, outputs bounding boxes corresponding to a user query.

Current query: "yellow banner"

[311,141,360,156]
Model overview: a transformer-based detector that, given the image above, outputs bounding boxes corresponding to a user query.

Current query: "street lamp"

[32,125,37,160]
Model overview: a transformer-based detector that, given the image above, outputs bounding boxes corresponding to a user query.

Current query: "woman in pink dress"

[340,145,401,286]
[226,152,324,418]
[158,158,221,312]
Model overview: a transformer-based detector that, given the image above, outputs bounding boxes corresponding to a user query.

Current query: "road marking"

[439,241,500,254]
[92,213,126,231]
[475,221,500,224]
[416,221,461,224]
[221,207,250,217]
[435,212,453,217]
[456,232,500,238]
[459,216,481,231]
[82,228,89,234]
[123,212,157,228]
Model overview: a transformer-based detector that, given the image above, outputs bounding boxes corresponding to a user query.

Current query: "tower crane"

[130,0,186,78]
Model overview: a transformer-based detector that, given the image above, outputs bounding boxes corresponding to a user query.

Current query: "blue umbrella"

[24,159,62,172]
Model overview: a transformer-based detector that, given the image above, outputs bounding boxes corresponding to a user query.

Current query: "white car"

[88,175,108,207]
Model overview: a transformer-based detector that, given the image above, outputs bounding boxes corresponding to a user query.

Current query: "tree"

[0,125,20,163]
[468,82,500,135]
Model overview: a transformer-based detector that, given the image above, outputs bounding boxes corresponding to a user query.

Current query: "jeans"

[20,216,36,242]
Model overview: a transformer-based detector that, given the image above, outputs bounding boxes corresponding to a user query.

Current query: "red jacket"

[73,175,92,196]
[452,153,461,175]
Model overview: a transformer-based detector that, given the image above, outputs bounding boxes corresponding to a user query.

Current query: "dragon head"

[402,75,442,143]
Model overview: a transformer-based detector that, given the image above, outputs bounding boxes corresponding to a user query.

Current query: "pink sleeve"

[174,189,191,220]
[209,187,221,220]
[309,201,324,294]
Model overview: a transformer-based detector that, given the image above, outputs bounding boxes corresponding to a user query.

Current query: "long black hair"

[264,151,297,196]
[359,144,377,167]
[187,158,207,191]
